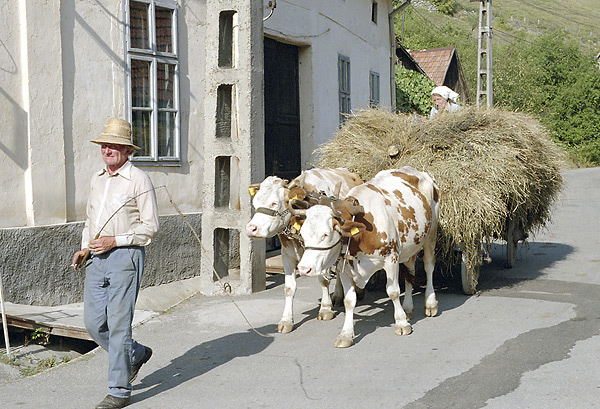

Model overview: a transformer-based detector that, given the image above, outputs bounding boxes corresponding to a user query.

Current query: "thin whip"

[162,187,273,338]
[82,184,272,338]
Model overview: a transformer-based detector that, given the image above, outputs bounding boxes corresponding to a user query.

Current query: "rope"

[162,187,273,338]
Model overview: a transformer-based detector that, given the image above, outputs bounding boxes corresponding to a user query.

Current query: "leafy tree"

[395,65,436,115]
[431,0,458,16]
[494,32,600,164]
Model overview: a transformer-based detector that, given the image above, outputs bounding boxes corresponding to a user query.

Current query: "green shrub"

[395,65,436,116]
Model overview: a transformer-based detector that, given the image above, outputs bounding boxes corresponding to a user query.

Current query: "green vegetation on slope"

[393,0,600,166]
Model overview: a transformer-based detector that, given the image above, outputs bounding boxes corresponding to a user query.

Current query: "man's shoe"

[94,394,130,409]
[129,346,152,383]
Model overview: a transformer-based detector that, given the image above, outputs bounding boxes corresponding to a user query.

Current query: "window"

[338,55,351,124]
[371,1,378,24]
[127,0,180,163]
[369,71,380,108]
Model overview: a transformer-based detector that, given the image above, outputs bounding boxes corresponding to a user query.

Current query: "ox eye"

[321,233,328,241]
[270,202,278,208]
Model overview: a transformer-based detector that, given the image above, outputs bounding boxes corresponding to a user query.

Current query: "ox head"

[296,203,366,277]
[245,176,307,238]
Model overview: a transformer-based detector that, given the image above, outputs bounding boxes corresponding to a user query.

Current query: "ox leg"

[317,275,335,321]
[402,260,416,320]
[278,253,298,334]
[334,271,356,348]
[423,240,438,317]
[331,271,344,307]
[385,263,412,336]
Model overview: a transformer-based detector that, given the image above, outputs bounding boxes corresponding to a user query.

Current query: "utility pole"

[473,0,493,108]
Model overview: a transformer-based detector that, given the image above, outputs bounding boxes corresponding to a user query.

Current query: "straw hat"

[90,118,141,150]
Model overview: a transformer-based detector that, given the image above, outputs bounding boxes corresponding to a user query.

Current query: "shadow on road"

[131,324,276,404]
[477,241,574,291]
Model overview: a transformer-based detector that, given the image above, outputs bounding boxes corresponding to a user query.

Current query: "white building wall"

[264,0,394,168]
[0,2,28,227]
[0,0,209,228]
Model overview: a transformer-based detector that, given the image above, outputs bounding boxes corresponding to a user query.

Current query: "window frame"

[125,0,180,165]
[338,54,351,124]
[369,70,380,108]
[371,1,378,24]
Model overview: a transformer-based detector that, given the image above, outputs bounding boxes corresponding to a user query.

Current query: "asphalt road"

[1,167,599,409]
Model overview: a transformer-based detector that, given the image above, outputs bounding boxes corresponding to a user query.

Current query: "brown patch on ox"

[384,198,392,206]
[378,239,398,259]
[391,171,420,189]
[332,168,363,186]
[366,183,382,194]
[433,185,440,204]
[339,208,388,258]
[393,190,418,226]
[397,219,409,243]
[303,181,318,192]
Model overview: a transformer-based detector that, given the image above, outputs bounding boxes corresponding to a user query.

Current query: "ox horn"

[333,182,342,198]
[329,202,343,219]
[288,198,309,216]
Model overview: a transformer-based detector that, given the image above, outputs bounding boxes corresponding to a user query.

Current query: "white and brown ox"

[245,168,362,333]
[294,167,440,347]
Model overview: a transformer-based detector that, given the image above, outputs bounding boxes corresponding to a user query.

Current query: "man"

[72,118,159,409]
[430,85,462,119]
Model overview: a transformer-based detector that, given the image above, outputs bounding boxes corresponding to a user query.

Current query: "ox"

[245,168,362,333]
[294,167,440,347]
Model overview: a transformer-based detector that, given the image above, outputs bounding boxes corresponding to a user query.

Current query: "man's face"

[432,94,448,110]
[101,143,132,170]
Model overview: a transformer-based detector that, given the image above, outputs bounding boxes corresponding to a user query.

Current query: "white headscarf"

[431,86,459,103]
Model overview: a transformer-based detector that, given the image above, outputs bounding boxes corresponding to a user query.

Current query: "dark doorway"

[263,37,301,181]
[263,37,301,253]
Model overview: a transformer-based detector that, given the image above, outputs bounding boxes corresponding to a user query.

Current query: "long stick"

[77,186,165,268]
[0,274,11,358]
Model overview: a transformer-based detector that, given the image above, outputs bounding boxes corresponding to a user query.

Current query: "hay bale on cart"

[316,108,565,294]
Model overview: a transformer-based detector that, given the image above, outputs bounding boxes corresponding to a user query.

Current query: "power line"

[517,0,599,31]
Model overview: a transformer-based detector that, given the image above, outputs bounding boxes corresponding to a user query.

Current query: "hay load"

[316,108,565,283]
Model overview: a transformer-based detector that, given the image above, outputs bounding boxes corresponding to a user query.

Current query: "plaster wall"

[264,0,394,167]
[1,1,209,229]
[0,2,28,227]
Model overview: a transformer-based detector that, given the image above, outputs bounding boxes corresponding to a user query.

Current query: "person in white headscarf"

[430,86,462,119]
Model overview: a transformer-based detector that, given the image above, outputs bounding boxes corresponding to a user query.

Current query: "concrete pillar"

[200,0,265,295]
[20,0,67,226]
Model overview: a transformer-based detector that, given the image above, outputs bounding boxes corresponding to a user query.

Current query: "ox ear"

[289,187,307,201]
[289,216,305,234]
[335,220,366,238]
[249,184,260,198]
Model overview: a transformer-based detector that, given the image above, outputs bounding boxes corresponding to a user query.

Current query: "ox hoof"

[395,324,412,336]
[277,321,294,334]
[425,304,438,317]
[334,336,353,348]
[318,309,334,321]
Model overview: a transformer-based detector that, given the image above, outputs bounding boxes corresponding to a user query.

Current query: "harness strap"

[304,237,342,251]
[255,207,290,218]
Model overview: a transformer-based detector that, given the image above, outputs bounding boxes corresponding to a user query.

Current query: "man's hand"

[72,248,90,270]
[89,236,117,255]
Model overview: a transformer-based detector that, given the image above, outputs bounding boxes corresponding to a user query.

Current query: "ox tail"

[399,263,420,286]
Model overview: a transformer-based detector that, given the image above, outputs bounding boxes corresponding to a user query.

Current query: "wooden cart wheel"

[460,249,480,295]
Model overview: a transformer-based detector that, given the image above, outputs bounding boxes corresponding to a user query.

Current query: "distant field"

[456,0,599,52]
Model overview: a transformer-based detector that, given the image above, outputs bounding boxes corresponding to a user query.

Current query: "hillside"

[397,0,600,95]
[395,0,600,166]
